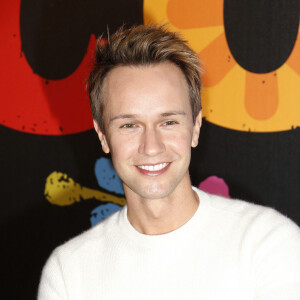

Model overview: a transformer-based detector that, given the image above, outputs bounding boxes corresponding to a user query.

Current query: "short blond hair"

[88,24,202,132]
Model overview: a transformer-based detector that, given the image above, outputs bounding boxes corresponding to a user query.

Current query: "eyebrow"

[109,111,186,124]
[109,114,138,124]
[160,111,186,117]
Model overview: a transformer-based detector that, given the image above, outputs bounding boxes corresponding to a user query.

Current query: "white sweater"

[38,188,300,299]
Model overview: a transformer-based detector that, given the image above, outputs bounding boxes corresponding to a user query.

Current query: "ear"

[191,110,202,148]
[93,120,110,154]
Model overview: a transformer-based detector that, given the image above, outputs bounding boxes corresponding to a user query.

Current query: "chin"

[127,181,177,200]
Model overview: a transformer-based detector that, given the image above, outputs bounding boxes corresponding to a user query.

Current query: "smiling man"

[95,61,201,235]
[38,25,300,299]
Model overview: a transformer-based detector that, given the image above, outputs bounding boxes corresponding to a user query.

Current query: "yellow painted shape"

[202,64,250,131]
[144,0,169,25]
[44,171,126,206]
[202,64,300,132]
[200,32,236,87]
[183,27,224,55]
[144,0,223,51]
[276,64,300,129]
[144,0,300,132]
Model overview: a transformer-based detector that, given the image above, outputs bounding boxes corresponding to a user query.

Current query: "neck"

[125,179,199,235]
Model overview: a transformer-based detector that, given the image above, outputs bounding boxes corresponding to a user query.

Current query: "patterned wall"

[1,1,299,298]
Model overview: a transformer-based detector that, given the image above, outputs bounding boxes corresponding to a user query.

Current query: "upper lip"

[136,162,170,166]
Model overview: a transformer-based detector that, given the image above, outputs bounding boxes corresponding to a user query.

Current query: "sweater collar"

[117,187,210,247]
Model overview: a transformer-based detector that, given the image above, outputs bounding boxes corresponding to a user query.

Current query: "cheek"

[165,130,193,152]
[109,135,137,160]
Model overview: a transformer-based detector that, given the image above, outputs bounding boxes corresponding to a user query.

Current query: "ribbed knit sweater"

[38,188,300,299]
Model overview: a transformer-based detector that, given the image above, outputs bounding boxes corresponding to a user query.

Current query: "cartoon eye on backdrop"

[144,0,300,132]
[0,0,143,135]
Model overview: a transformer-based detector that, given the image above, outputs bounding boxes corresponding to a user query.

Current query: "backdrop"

[1,1,299,299]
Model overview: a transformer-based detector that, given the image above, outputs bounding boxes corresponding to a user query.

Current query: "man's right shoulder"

[50,206,125,259]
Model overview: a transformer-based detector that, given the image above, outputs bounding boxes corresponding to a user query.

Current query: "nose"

[138,127,165,156]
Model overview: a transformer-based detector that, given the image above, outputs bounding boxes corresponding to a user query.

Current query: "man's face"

[94,62,201,200]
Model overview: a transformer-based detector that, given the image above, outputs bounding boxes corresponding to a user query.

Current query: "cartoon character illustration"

[90,203,122,226]
[44,158,126,226]
[94,157,124,194]
[144,0,300,132]
[44,170,126,207]
[198,175,230,198]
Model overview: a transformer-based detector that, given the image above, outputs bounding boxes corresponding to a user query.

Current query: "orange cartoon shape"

[144,0,300,132]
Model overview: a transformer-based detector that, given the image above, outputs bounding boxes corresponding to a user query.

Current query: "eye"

[120,123,135,128]
[163,120,177,126]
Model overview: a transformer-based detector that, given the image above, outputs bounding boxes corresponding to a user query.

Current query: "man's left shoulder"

[195,187,300,238]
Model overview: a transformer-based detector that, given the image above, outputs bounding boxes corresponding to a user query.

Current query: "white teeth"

[138,163,169,171]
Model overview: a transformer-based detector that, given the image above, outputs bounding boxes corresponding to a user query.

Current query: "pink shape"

[198,176,230,198]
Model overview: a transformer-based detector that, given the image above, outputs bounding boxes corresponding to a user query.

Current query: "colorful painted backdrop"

[1,1,299,299]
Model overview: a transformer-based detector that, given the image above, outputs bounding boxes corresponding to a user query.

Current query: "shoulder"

[194,188,300,294]
[195,187,299,231]
[50,206,125,261]
[38,208,126,298]
[194,187,300,252]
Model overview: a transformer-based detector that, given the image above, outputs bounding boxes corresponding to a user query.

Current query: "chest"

[67,241,254,300]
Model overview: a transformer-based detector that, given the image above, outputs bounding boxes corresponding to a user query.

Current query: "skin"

[94,62,202,235]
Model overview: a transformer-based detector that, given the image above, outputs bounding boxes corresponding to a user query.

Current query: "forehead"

[102,62,191,119]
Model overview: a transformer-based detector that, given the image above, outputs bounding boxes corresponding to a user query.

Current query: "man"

[38,25,300,299]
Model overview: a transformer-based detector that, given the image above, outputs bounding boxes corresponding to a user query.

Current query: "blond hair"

[88,24,202,132]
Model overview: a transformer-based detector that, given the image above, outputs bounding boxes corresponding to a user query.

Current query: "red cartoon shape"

[0,1,95,135]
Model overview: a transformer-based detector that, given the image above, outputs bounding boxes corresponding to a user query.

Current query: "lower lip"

[136,163,171,176]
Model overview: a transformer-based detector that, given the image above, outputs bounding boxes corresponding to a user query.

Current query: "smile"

[137,163,169,171]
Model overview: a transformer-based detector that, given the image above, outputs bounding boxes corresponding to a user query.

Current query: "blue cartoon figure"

[91,157,124,226]
[90,203,122,226]
[94,157,124,194]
